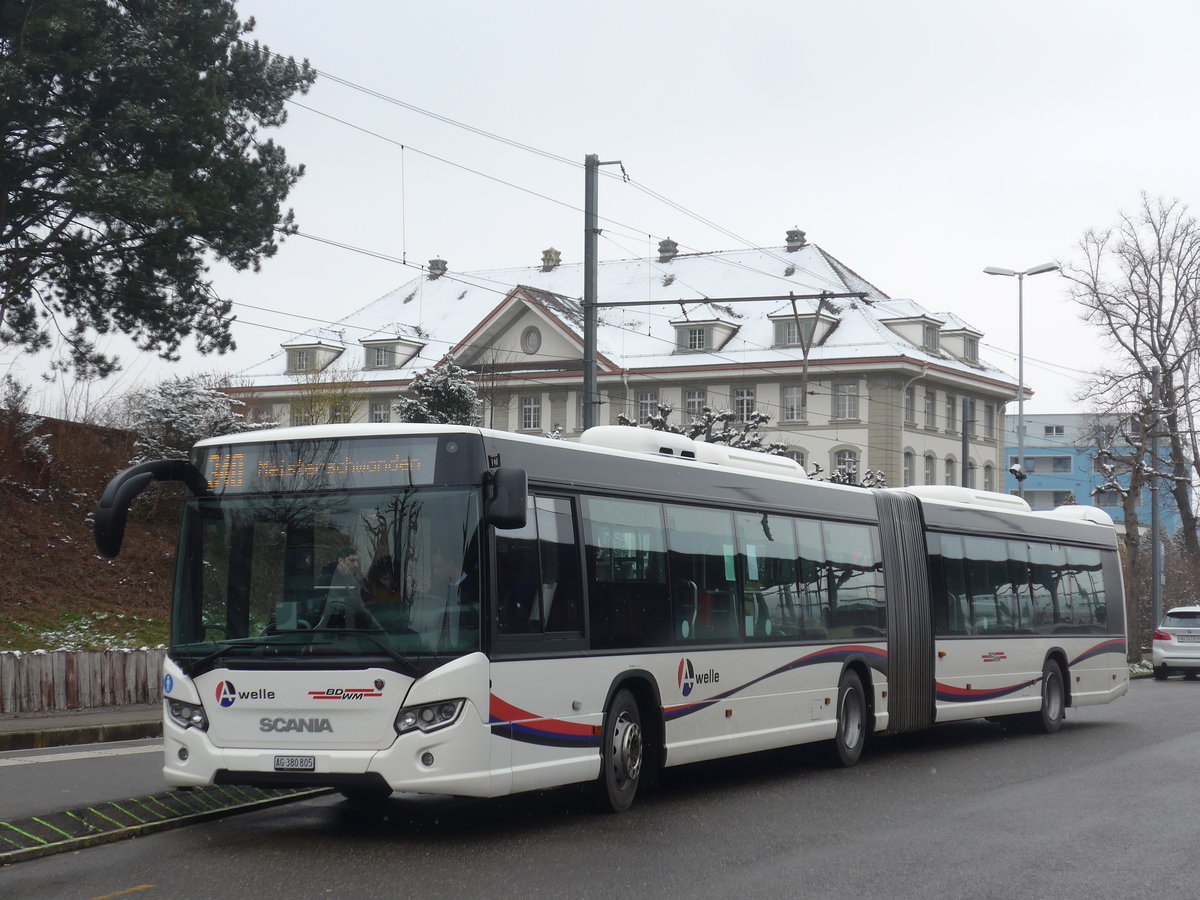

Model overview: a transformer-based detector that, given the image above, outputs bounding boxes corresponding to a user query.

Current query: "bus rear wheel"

[832,670,866,767]
[595,689,643,813]
[1028,658,1065,734]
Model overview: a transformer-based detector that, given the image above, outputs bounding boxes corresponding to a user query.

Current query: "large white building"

[232,229,1018,489]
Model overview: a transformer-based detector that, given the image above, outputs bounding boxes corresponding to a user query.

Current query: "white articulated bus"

[95,424,1128,811]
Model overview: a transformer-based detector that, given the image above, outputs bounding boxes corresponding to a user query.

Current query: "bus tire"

[595,688,643,813]
[1030,658,1065,734]
[832,670,867,767]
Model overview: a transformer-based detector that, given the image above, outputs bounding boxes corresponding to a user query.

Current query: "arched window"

[944,457,957,486]
[835,449,858,478]
[903,451,914,487]
[924,453,936,485]
[983,463,995,492]
[967,459,978,489]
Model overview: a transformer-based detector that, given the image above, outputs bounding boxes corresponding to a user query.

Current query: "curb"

[0,721,163,753]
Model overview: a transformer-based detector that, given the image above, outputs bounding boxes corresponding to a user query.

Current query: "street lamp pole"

[983,262,1060,500]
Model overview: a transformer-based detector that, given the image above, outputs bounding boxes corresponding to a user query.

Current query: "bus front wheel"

[596,688,643,813]
[832,670,866,767]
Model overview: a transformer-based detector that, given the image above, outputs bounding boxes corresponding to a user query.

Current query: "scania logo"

[677,658,719,698]
[260,717,333,733]
[216,681,237,707]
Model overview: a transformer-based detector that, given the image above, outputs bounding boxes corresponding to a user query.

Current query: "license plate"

[274,755,315,771]
[1177,635,1200,643]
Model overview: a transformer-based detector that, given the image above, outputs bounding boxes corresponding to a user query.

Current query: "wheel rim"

[611,710,643,787]
[840,687,863,750]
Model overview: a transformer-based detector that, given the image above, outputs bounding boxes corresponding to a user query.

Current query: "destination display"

[197,436,441,493]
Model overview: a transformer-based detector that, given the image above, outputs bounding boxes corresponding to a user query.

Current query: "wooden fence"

[0,649,164,714]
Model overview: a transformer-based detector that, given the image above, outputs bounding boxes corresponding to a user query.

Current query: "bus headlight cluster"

[167,699,209,731]
[394,699,465,735]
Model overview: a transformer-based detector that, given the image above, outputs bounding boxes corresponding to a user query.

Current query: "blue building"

[1004,413,1180,537]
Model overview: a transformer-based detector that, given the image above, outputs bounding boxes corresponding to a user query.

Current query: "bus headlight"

[394,699,465,735]
[167,699,209,731]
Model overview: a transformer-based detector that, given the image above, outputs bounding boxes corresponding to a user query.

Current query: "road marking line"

[0,745,162,767]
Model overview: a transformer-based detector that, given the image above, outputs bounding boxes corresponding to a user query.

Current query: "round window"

[520,326,542,355]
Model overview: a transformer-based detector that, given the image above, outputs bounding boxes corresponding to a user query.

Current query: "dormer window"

[368,345,396,368]
[923,324,940,352]
[774,319,815,347]
[291,349,311,372]
[963,336,979,362]
[672,317,736,354]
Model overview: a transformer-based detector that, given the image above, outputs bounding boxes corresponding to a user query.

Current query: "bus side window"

[795,518,829,641]
[495,498,542,634]
[537,496,583,633]
[734,511,798,641]
[666,505,738,642]
[582,496,670,649]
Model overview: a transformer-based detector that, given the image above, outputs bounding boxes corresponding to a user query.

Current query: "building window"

[786,449,806,468]
[835,449,858,478]
[904,386,916,423]
[945,457,957,486]
[637,390,659,423]
[984,403,996,439]
[833,382,859,420]
[1044,424,1065,437]
[1052,456,1072,474]
[924,390,937,429]
[1053,491,1072,506]
[329,402,352,424]
[367,345,395,368]
[290,404,315,427]
[923,324,940,351]
[967,460,977,489]
[369,401,391,423]
[1095,489,1122,508]
[684,389,706,421]
[783,385,806,422]
[945,394,957,431]
[678,326,710,351]
[521,395,541,430]
[963,336,979,362]
[734,387,755,422]
[984,463,994,491]
[924,453,936,484]
[774,319,814,347]
[903,451,914,486]
[289,349,312,373]
[520,326,542,355]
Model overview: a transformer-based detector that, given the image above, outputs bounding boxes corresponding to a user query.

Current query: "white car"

[1152,606,1200,680]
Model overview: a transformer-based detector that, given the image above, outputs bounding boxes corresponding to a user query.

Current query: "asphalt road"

[0,739,164,822]
[3,678,1199,900]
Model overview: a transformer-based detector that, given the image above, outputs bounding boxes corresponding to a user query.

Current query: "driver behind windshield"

[317,547,383,630]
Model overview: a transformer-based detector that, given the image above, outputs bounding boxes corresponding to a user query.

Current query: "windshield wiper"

[181,638,325,678]
[308,628,425,678]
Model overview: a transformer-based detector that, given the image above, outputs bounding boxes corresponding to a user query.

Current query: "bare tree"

[288,363,369,426]
[1065,193,1200,562]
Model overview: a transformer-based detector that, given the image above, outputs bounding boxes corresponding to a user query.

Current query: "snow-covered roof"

[238,241,1012,391]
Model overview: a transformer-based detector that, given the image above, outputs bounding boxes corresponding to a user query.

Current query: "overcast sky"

[13,0,1199,417]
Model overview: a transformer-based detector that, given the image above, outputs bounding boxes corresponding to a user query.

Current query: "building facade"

[1004,412,1182,531]
[232,231,1019,489]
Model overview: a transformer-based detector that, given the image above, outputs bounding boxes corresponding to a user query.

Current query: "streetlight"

[983,261,1060,500]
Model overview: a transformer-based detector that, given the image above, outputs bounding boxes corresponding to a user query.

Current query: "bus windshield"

[171,486,482,673]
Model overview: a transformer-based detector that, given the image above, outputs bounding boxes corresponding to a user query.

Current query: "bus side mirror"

[94,459,211,558]
[487,467,527,530]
